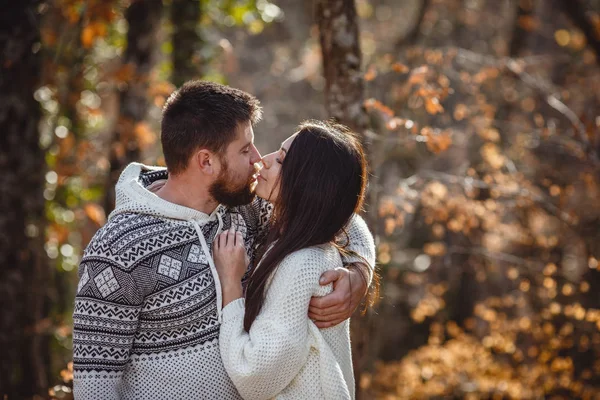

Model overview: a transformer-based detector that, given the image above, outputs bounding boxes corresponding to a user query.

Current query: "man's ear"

[193,149,217,175]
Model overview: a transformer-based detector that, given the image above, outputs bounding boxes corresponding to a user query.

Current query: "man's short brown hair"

[161,80,262,175]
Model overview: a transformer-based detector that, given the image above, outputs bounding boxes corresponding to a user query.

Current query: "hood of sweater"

[109,162,227,224]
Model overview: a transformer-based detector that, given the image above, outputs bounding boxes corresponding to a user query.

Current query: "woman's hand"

[213,228,249,306]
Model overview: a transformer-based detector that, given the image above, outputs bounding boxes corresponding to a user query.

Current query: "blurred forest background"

[2,0,600,398]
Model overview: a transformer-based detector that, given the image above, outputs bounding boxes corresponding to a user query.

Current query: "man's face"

[209,121,262,207]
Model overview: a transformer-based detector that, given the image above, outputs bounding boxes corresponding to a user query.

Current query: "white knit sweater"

[219,236,376,400]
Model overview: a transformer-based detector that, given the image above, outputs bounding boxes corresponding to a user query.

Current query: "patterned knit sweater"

[220,241,376,400]
[72,163,375,400]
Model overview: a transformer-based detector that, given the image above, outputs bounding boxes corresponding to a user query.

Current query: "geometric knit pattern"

[73,164,272,400]
[72,163,374,400]
[219,238,376,400]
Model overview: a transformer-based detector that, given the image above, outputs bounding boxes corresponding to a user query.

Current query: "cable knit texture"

[219,233,376,400]
[72,163,375,400]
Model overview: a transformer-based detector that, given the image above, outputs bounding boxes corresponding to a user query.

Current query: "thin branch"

[395,0,430,48]
[452,47,597,163]
[448,246,543,268]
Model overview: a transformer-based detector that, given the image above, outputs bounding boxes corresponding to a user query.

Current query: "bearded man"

[72,81,375,399]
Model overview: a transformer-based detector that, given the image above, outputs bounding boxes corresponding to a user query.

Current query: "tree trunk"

[395,0,430,49]
[104,0,163,213]
[0,1,50,398]
[316,1,374,397]
[171,0,202,87]
[316,0,368,135]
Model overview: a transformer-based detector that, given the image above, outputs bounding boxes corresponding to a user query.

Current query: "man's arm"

[309,214,376,328]
[72,260,143,399]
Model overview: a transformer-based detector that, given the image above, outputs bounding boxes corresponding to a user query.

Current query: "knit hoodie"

[72,162,373,400]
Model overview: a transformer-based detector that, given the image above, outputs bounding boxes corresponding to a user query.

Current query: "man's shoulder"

[83,212,194,270]
[91,212,173,243]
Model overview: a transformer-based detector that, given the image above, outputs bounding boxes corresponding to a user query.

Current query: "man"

[72,81,375,399]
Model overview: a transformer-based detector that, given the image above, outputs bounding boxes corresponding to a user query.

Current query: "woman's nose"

[261,153,274,169]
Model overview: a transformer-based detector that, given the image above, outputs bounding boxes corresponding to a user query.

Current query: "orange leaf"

[426,131,452,153]
[81,25,95,49]
[364,66,377,81]
[425,97,444,115]
[408,65,429,85]
[134,122,157,149]
[392,62,409,73]
[84,204,106,227]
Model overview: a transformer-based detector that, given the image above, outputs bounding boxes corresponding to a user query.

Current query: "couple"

[72,81,376,400]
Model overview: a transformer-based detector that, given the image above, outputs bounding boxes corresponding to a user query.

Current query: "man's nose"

[250,147,262,164]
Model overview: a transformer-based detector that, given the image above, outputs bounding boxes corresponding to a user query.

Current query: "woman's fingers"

[215,227,244,250]
[226,228,235,247]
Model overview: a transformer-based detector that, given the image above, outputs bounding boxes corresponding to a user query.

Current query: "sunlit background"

[2,0,600,398]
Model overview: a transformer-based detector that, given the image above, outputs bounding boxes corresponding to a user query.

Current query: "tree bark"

[171,0,202,87]
[508,0,535,57]
[316,0,368,135]
[0,1,50,398]
[104,0,163,213]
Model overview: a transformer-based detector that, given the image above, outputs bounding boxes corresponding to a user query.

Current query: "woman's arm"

[219,250,326,400]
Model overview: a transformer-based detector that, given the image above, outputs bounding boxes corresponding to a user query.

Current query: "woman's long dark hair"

[244,120,368,332]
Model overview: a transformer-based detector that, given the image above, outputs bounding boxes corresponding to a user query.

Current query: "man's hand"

[308,264,369,328]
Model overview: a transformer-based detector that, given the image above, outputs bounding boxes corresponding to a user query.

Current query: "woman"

[213,120,375,400]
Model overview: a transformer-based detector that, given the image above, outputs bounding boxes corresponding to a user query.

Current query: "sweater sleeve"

[219,251,324,400]
[341,214,376,284]
[236,197,273,248]
[72,257,144,400]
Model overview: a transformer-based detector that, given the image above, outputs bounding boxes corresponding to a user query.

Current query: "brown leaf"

[518,15,539,32]
[392,62,409,73]
[424,242,447,257]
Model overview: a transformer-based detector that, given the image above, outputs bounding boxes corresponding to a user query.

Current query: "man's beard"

[209,159,256,207]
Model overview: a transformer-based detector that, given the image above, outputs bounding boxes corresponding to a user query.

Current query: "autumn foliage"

[357,4,600,396]
[9,0,599,399]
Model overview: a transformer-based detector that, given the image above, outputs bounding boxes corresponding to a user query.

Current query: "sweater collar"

[109,162,228,224]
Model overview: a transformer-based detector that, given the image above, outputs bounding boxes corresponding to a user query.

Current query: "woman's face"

[255,133,296,203]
